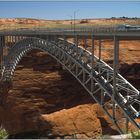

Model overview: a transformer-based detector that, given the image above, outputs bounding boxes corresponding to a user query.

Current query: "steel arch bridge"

[0,27,140,134]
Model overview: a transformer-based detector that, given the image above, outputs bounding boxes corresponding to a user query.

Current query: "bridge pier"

[91,35,95,93]
[112,36,119,125]
[112,36,129,133]
[10,36,13,43]
[62,35,66,68]
[98,39,102,61]
[75,35,79,75]
[113,36,119,119]
[10,36,14,48]
[15,36,17,43]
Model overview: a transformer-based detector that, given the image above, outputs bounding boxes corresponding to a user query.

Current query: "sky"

[0,1,140,20]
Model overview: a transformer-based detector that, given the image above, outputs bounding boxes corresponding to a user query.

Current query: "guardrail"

[1,25,140,35]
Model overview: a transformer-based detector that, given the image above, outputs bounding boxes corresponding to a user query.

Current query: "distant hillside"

[0,18,140,30]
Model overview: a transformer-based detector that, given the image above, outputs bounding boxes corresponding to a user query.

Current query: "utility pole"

[69,15,73,31]
[73,10,79,36]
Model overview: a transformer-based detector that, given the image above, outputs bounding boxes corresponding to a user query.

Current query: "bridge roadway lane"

[0,28,140,40]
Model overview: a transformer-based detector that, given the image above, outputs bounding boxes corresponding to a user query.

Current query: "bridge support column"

[10,36,12,45]
[82,36,86,83]
[113,36,119,113]
[91,35,95,93]
[91,36,94,67]
[99,39,102,61]
[6,36,10,53]
[57,35,66,70]
[18,36,20,42]
[62,35,66,70]
[63,35,66,49]
[113,36,125,134]
[12,36,15,43]
[15,36,17,43]
[10,36,13,43]
[75,35,78,75]
[16,36,19,42]
[5,36,8,56]
[8,36,10,45]
[12,36,14,43]
[113,36,119,123]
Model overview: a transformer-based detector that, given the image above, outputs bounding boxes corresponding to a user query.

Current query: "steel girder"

[0,37,140,134]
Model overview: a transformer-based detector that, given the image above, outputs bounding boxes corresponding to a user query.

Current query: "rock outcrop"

[0,51,120,138]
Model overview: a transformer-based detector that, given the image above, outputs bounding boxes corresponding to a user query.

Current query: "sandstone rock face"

[42,105,102,139]
[0,49,139,138]
[0,51,106,138]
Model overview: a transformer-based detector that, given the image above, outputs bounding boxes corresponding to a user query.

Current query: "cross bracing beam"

[55,38,140,132]
[0,36,140,134]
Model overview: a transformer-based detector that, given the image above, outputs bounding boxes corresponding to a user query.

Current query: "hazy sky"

[0,1,140,19]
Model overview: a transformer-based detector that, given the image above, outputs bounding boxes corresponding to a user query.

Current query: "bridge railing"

[32,26,123,33]
[1,25,140,35]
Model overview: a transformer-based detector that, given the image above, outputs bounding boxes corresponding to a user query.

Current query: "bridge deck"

[0,28,140,40]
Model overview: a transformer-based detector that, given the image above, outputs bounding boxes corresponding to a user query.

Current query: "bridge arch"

[1,38,90,82]
[1,37,140,133]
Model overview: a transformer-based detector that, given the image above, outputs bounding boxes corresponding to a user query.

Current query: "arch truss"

[0,36,140,134]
